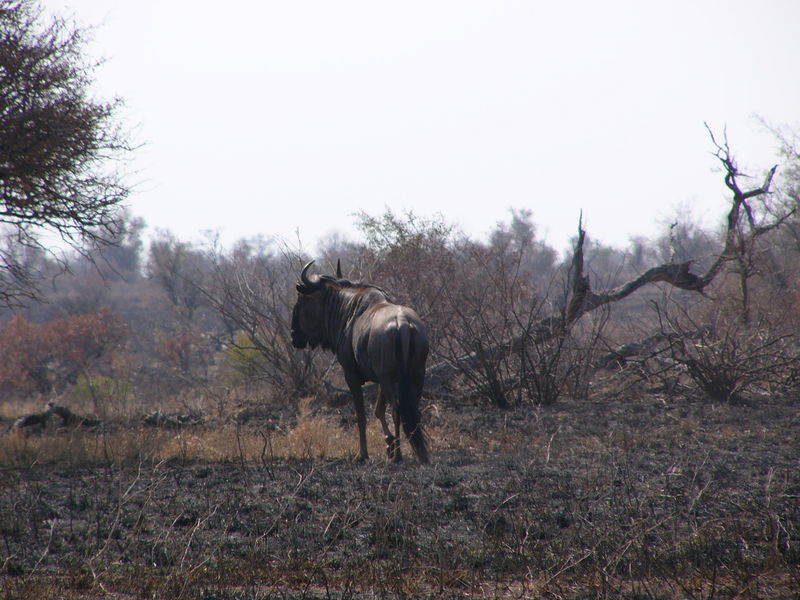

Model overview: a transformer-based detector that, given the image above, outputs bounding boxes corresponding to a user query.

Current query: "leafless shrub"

[519,311,607,405]
[435,245,522,407]
[437,236,604,407]
[432,233,540,407]
[655,298,799,403]
[195,239,324,399]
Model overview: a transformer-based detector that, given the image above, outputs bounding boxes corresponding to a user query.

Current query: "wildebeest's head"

[290,261,329,349]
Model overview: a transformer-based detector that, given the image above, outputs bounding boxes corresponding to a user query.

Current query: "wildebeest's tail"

[396,324,429,464]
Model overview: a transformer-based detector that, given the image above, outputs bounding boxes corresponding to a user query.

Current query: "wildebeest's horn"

[336,259,342,279]
[299,260,316,290]
[300,260,314,287]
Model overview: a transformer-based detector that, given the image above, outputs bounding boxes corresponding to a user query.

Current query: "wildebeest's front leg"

[346,376,369,461]
[375,386,400,461]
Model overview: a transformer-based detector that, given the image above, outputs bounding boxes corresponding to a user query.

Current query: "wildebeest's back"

[351,302,427,383]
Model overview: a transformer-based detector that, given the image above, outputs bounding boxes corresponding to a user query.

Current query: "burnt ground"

[1,392,799,599]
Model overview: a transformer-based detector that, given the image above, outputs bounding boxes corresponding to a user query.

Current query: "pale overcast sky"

[53,0,800,252]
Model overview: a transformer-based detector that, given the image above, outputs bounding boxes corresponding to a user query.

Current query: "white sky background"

[53,0,800,253]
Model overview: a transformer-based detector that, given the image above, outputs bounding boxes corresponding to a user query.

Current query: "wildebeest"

[290,261,429,463]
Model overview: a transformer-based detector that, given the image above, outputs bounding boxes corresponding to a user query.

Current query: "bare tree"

[0,0,132,306]
[147,231,206,323]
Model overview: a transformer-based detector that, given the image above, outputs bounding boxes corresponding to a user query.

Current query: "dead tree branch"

[564,126,784,329]
[425,131,790,397]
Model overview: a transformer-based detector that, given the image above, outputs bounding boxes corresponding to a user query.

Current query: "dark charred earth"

[1,393,799,599]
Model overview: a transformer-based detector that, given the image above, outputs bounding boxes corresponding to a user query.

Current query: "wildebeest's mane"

[315,276,393,353]
[317,275,394,302]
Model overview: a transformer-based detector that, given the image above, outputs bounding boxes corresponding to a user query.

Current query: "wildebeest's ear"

[336,259,343,279]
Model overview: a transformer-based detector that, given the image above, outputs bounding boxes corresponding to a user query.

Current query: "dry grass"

[0,397,455,467]
[157,398,391,462]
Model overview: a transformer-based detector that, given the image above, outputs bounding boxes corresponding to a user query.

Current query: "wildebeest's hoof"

[386,437,402,462]
[384,435,396,458]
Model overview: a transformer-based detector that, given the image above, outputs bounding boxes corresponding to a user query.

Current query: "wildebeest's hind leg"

[375,387,398,460]
[398,370,429,464]
[377,381,402,462]
[346,375,369,461]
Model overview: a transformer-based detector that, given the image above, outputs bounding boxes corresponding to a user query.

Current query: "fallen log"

[12,402,99,432]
